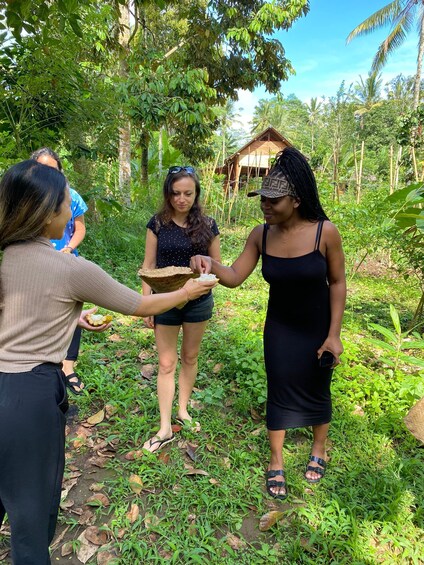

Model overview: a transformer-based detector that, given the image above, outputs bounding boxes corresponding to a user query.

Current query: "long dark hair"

[157,169,214,247]
[0,160,67,250]
[30,147,63,171]
[269,147,329,221]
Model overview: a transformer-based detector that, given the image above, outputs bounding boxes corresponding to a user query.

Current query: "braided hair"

[269,147,329,221]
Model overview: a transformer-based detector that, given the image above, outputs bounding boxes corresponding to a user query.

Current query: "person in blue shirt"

[31,148,88,395]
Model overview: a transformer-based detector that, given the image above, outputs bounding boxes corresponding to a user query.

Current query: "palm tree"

[347,0,424,109]
[305,97,322,152]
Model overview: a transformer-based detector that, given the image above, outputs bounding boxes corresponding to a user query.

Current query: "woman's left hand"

[78,307,112,332]
[317,336,343,367]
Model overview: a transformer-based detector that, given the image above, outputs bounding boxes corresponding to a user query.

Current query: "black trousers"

[0,363,68,565]
[65,326,81,362]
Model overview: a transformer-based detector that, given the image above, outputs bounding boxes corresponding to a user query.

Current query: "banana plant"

[367,304,424,371]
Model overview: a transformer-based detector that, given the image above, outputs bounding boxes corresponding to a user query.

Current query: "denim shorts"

[155,293,214,326]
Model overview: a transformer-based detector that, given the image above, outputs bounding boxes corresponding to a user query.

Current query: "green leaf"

[389,304,401,335]
[369,323,398,344]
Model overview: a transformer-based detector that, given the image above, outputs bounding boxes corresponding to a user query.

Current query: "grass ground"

[0,224,423,564]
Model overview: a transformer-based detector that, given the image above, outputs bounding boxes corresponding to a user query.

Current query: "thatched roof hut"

[218,126,291,193]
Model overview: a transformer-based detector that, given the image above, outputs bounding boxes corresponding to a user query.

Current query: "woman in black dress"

[191,147,346,499]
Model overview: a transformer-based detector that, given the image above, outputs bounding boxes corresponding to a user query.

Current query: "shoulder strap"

[261,223,268,255]
[314,221,324,251]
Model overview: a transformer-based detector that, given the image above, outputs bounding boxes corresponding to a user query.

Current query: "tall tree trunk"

[356,140,365,204]
[158,127,163,175]
[118,2,131,204]
[413,12,424,110]
[140,131,149,186]
[389,144,394,194]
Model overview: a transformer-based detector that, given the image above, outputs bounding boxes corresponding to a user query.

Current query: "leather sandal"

[266,469,288,500]
[305,455,327,484]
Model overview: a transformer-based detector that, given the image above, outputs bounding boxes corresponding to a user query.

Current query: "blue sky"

[236,0,419,129]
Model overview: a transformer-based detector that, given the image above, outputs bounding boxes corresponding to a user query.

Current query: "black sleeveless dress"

[262,221,333,430]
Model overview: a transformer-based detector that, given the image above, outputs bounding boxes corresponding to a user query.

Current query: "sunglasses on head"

[168,166,195,175]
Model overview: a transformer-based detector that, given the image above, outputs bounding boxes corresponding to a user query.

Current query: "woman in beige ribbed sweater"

[0,160,217,565]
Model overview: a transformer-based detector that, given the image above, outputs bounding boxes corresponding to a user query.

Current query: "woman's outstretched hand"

[182,277,217,301]
[190,255,212,274]
[79,307,112,332]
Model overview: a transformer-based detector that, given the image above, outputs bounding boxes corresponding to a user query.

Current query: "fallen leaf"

[86,410,105,426]
[84,526,109,546]
[221,457,231,469]
[108,333,123,342]
[171,424,182,433]
[125,450,143,461]
[250,427,264,436]
[50,525,70,550]
[250,407,262,422]
[0,550,9,561]
[185,443,198,462]
[138,350,151,362]
[61,541,73,556]
[126,504,140,523]
[140,364,155,380]
[89,482,105,492]
[116,528,126,539]
[86,493,110,507]
[60,499,75,510]
[129,473,143,494]
[212,363,223,374]
[158,451,170,464]
[259,511,284,532]
[225,533,246,550]
[97,548,118,564]
[115,349,129,359]
[184,466,209,477]
[105,404,118,419]
[76,530,97,563]
[87,456,108,468]
[209,478,220,485]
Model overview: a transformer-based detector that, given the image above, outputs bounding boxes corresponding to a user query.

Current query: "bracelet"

[182,287,190,302]
[65,246,74,252]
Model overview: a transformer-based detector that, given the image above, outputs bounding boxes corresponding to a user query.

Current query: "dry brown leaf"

[89,482,105,492]
[171,423,182,433]
[129,473,143,495]
[108,333,123,342]
[250,407,262,422]
[76,530,97,563]
[116,528,126,539]
[184,466,209,477]
[212,363,223,374]
[138,350,151,362]
[86,410,105,426]
[0,549,10,560]
[158,451,170,464]
[258,511,284,532]
[61,541,73,557]
[50,525,70,550]
[126,503,140,523]
[185,443,198,462]
[250,427,264,436]
[97,548,118,564]
[87,455,108,468]
[60,498,75,510]
[61,478,78,501]
[67,470,82,479]
[105,404,118,419]
[209,478,220,485]
[78,509,96,526]
[124,450,143,461]
[140,364,155,380]
[86,493,110,507]
[225,533,246,550]
[115,349,129,359]
[84,526,109,546]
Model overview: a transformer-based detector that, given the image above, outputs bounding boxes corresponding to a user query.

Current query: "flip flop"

[176,417,201,431]
[305,455,327,484]
[144,434,175,453]
[65,373,85,395]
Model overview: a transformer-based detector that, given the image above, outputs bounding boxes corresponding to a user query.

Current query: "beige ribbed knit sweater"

[0,238,142,372]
